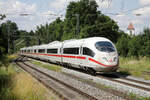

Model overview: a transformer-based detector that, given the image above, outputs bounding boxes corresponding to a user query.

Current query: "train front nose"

[94,41,119,73]
[102,52,119,65]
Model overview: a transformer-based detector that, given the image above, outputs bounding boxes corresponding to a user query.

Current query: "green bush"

[116,28,150,58]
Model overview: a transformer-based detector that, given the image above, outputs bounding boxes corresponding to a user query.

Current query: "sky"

[0,0,150,34]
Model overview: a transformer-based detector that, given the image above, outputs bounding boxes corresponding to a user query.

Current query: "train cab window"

[63,48,79,55]
[83,47,95,57]
[38,49,45,53]
[95,41,115,52]
[47,49,58,54]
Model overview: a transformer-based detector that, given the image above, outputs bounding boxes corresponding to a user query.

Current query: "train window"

[38,49,45,53]
[95,41,115,52]
[30,50,33,53]
[63,48,79,55]
[27,50,30,53]
[83,47,95,57]
[47,49,58,54]
[34,50,36,53]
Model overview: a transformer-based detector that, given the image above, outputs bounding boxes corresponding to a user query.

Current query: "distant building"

[127,23,135,35]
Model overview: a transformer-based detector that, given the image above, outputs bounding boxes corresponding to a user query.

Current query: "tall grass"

[0,56,60,100]
[11,72,60,100]
[0,64,17,100]
[119,57,150,80]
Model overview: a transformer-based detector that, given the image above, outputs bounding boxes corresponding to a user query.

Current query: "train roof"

[20,37,111,50]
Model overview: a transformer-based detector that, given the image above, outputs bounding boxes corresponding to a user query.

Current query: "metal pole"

[75,14,80,38]
[12,31,14,53]
[38,32,41,45]
[47,26,49,43]
[7,24,10,54]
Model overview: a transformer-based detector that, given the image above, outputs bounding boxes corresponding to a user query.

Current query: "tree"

[128,36,140,57]
[61,0,119,42]
[0,20,18,54]
[0,14,6,56]
[138,28,150,57]
[116,34,129,57]
[0,14,6,20]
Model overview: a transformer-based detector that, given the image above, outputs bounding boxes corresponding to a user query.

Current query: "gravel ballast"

[62,68,150,98]
[26,62,125,100]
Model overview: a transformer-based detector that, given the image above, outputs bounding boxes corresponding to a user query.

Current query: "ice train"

[20,37,119,74]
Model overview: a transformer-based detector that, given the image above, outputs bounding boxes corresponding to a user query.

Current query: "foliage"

[119,57,150,80]
[34,0,120,43]
[0,14,6,20]
[0,20,19,54]
[31,60,62,72]
[116,33,129,57]
[116,28,150,58]
[0,65,17,100]
[0,64,60,100]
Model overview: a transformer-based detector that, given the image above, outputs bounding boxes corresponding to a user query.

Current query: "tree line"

[0,0,150,58]
[116,28,150,58]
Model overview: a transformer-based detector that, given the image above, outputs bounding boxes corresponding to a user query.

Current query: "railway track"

[143,71,150,75]
[16,57,150,98]
[15,58,98,100]
[97,75,150,92]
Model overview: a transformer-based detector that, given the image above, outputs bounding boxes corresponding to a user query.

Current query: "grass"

[30,60,62,72]
[129,93,150,100]
[0,55,61,100]
[11,70,60,100]
[119,57,150,80]
[0,64,16,100]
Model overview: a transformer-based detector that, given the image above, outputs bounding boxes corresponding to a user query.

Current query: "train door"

[79,40,84,67]
[60,43,64,64]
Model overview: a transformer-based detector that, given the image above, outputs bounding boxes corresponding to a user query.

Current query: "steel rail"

[16,60,98,100]
[97,76,150,92]
[16,62,68,100]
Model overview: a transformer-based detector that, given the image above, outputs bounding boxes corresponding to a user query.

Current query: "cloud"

[110,13,144,34]
[0,0,39,31]
[132,19,143,24]
[49,0,112,13]
[96,0,113,9]
[139,0,150,5]
[49,0,79,13]
[0,0,36,15]
[133,6,150,17]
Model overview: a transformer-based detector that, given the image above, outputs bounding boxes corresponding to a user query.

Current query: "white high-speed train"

[20,37,119,74]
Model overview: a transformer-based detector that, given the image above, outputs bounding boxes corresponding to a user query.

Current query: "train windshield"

[95,41,115,52]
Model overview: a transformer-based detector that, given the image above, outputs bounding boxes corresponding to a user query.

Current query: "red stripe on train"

[88,58,116,67]
[26,53,86,60]
[23,53,115,67]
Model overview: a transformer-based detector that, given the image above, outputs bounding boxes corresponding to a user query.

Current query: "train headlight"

[102,57,108,62]
[113,57,117,62]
